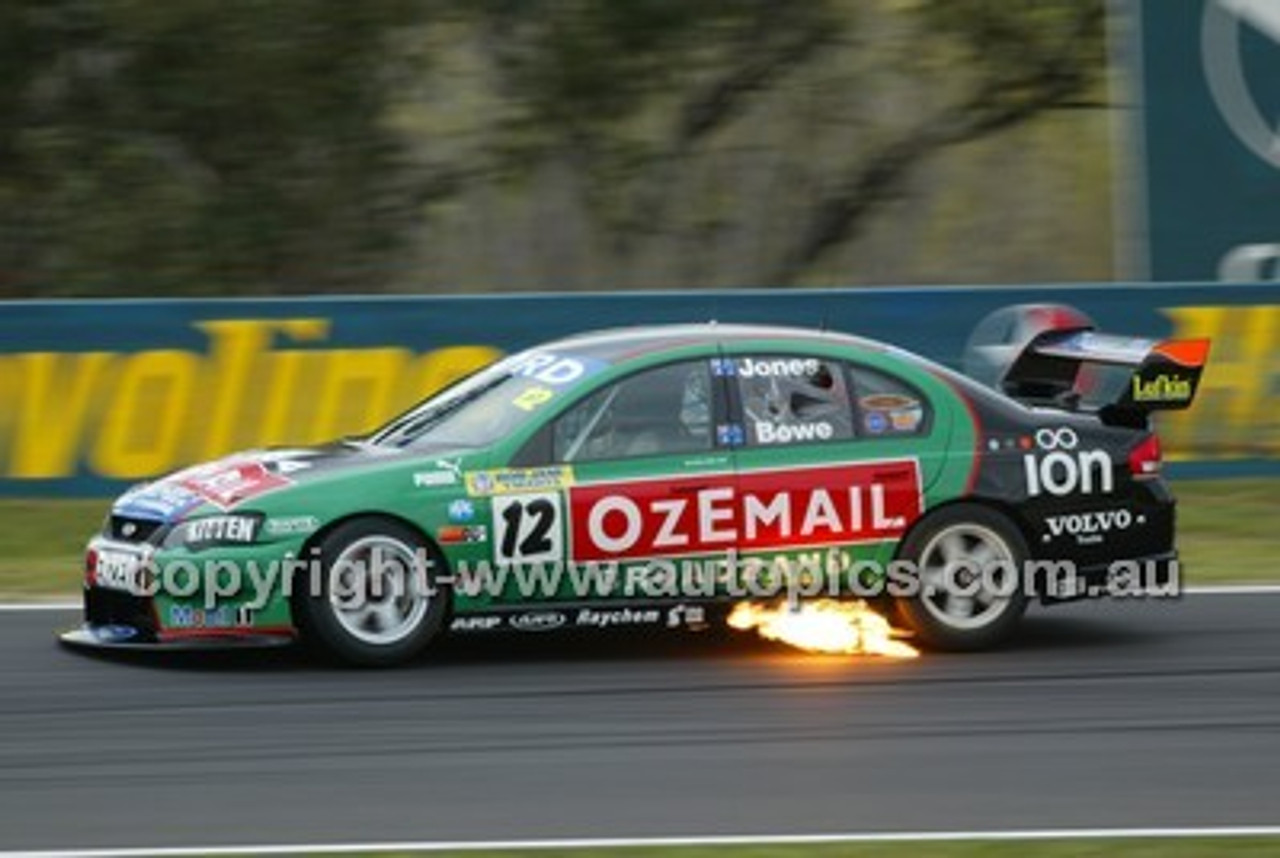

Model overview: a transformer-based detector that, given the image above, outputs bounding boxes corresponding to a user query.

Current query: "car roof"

[546,323,891,363]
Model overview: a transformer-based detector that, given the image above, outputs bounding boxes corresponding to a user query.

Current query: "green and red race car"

[61,306,1208,665]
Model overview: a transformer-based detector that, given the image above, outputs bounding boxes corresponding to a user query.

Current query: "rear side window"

[849,365,930,437]
[732,355,855,446]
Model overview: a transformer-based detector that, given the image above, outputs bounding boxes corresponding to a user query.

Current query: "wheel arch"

[896,494,1035,562]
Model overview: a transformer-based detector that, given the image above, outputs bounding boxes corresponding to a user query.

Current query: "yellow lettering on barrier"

[0,319,507,482]
[1162,305,1280,457]
[310,348,413,443]
[196,319,330,460]
[8,352,115,478]
[91,350,200,478]
[258,350,321,448]
[402,346,504,406]
[0,356,11,472]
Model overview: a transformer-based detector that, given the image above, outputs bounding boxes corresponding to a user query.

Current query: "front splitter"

[59,624,295,651]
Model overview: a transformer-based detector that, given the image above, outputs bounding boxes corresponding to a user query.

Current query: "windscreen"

[368,349,607,449]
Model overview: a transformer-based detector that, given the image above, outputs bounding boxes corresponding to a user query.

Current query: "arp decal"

[449,615,503,633]
[568,461,922,561]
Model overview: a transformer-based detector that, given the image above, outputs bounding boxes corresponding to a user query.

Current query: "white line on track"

[3,585,1280,611]
[6,826,1280,858]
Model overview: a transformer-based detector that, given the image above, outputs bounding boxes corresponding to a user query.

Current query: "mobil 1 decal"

[567,460,923,562]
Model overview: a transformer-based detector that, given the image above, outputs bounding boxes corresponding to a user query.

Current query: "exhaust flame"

[728,599,919,658]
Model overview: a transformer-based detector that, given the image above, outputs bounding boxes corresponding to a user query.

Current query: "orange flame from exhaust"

[728,599,919,658]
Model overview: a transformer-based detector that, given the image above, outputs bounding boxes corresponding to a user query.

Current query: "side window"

[849,365,930,437]
[735,355,855,446]
[552,361,712,462]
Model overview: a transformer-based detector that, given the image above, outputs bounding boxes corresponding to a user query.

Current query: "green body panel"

[124,333,980,633]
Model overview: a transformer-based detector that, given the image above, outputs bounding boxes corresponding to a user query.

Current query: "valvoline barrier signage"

[0,283,1277,495]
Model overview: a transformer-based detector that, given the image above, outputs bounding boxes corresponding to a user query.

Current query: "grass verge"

[0,478,1275,599]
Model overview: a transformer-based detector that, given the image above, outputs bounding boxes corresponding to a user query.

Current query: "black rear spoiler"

[1002,328,1210,420]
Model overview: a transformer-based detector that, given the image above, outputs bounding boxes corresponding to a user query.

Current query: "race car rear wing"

[1001,328,1210,420]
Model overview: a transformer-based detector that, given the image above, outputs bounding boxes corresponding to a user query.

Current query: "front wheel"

[297,518,449,666]
[894,504,1028,651]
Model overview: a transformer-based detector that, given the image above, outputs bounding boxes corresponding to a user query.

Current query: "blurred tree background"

[0,0,1110,297]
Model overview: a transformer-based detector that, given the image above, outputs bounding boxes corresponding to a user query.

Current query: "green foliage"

[0,1,1109,297]
[0,0,427,296]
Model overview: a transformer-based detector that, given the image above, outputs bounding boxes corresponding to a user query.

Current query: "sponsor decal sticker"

[754,420,835,444]
[860,394,923,433]
[575,607,662,628]
[1132,372,1194,403]
[709,357,737,377]
[1043,509,1143,546]
[716,424,745,446]
[264,516,320,536]
[504,352,606,387]
[413,471,457,487]
[508,611,568,632]
[115,482,204,521]
[176,459,292,509]
[182,514,260,545]
[436,524,488,545]
[1024,427,1114,497]
[492,493,563,563]
[447,499,476,522]
[167,605,253,629]
[569,461,922,561]
[666,604,707,629]
[466,466,574,496]
[92,548,145,593]
[512,385,555,411]
[737,357,821,378]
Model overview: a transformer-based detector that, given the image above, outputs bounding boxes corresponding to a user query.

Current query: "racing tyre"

[895,504,1028,651]
[297,518,449,666]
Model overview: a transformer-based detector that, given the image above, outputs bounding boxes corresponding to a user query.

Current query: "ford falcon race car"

[61,307,1208,665]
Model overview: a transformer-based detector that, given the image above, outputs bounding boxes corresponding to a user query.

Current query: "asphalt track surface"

[1,593,1278,851]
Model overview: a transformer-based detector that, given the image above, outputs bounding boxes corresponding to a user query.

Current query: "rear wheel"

[895,504,1028,651]
[297,518,448,666]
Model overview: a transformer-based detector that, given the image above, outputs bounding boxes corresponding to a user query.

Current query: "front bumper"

[59,585,295,651]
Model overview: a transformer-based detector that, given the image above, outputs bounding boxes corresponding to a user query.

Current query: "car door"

[722,350,935,598]
[501,356,739,611]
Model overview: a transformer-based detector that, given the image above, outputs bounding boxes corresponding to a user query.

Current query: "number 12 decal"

[492,493,563,563]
